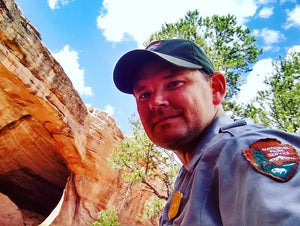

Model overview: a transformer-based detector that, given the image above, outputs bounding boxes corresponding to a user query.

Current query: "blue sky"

[14,0,300,133]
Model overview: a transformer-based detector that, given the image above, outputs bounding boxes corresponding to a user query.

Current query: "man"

[113,39,300,225]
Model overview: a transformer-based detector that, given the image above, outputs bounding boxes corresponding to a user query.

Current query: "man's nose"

[149,91,169,111]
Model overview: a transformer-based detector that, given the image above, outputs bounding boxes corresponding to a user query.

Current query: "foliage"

[137,197,167,223]
[91,207,120,226]
[239,51,300,132]
[145,10,262,101]
[109,115,181,201]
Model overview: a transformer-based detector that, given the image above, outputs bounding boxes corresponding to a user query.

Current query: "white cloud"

[284,5,300,29]
[53,45,93,96]
[48,0,58,9]
[253,28,285,45]
[104,105,114,116]
[97,0,258,47]
[258,7,274,18]
[286,45,300,60]
[237,58,274,104]
[237,45,299,105]
[287,45,300,54]
[263,45,280,52]
[256,0,276,4]
[48,0,74,10]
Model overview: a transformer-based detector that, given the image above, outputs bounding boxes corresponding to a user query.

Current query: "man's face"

[133,61,219,152]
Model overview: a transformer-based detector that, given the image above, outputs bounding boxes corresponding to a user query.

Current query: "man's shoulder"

[216,119,300,182]
[219,118,300,147]
[214,118,300,164]
[219,118,263,136]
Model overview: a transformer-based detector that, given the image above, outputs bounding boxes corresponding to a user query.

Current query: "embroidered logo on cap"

[242,138,299,182]
[146,41,163,51]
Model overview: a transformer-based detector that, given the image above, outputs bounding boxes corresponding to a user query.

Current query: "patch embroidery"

[146,40,163,51]
[168,191,183,220]
[242,138,299,182]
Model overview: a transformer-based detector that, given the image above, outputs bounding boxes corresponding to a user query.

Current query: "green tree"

[136,197,167,224]
[240,51,300,133]
[109,115,181,219]
[145,10,262,102]
[91,207,120,226]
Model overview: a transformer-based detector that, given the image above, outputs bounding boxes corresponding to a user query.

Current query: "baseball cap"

[113,39,215,94]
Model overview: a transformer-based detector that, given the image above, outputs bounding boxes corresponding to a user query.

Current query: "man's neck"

[173,109,225,166]
[173,150,191,166]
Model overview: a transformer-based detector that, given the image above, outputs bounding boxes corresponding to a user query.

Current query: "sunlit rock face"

[0,0,154,225]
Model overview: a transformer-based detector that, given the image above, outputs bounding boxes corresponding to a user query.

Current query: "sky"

[14,0,300,133]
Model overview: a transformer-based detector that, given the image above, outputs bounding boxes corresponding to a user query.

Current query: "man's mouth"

[153,114,180,126]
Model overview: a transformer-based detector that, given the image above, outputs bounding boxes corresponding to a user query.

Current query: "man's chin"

[153,133,187,150]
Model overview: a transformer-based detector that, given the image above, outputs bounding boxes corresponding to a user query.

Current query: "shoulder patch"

[242,138,299,182]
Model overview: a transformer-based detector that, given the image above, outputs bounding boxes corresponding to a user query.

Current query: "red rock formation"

[0,0,155,225]
[0,193,23,226]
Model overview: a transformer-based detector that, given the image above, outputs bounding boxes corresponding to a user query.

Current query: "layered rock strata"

[0,0,153,225]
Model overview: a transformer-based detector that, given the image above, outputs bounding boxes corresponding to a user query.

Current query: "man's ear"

[210,72,226,105]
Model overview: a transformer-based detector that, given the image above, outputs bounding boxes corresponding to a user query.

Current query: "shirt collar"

[184,113,233,173]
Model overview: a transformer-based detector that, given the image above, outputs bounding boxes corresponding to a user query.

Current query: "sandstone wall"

[0,0,154,225]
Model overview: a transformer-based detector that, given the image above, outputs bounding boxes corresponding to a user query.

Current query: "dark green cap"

[113,39,215,94]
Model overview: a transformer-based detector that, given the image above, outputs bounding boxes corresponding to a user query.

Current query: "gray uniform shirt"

[159,114,300,226]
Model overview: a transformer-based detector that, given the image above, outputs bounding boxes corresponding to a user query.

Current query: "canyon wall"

[0,0,153,225]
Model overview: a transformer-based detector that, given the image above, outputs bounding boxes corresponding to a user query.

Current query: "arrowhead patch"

[242,138,299,182]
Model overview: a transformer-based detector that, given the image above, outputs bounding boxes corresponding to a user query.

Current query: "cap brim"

[113,49,203,94]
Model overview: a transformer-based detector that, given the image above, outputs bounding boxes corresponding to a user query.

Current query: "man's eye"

[139,92,151,100]
[168,81,182,88]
